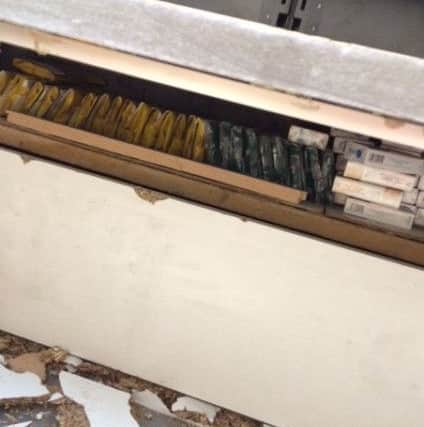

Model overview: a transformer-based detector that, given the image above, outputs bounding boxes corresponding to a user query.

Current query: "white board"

[0,148,423,427]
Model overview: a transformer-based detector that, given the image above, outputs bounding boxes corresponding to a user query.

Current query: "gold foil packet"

[29,86,60,118]
[0,71,12,95]
[155,110,177,152]
[46,89,83,124]
[19,81,45,114]
[12,58,63,82]
[102,96,125,137]
[131,103,153,145]
[85,93,111,134]
[68,92,98,128]
[167,114,187,156]
[181,115,197,158]
[140,108,163,148]
[0,74,32,114]
[191,118,206,162]
[115,101,137,141]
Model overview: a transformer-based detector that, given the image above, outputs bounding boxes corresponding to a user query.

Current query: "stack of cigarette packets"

[331,129,424,231]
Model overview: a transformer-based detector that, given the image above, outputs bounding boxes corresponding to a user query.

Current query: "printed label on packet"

[343,142,368,163]
[364,149,424,175]
[344,198,414,230]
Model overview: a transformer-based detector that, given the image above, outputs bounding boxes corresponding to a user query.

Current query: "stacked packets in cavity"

[205,122,335,203]
[0,68,337,204]
[0,70,209,163]
[330,128,424,231]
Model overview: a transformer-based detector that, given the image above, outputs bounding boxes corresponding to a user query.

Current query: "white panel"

[0,148,423,427]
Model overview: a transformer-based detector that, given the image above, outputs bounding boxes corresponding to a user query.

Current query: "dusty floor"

[0,330,263,427]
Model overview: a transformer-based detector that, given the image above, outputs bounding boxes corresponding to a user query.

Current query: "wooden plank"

[6,112,306,206]
[0,123,423,266]
[1,147,424,427]
[1,22,424,151]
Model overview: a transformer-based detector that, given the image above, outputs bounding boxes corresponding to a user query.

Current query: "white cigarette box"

[333,137,374,154]
[417,191,424,208]
[344,162,418,192]
[344,198,414,230]
[288,126,329,150]
[415,209,424,227]
[330,128,369,140]
[333,192,347,206]
[419,176,424,190]
[364,149,424,175]
[332,176,402,208]
[343,142,368,163]
[381,140,423,158]
[400,204,418,215]
[402,188,419,205]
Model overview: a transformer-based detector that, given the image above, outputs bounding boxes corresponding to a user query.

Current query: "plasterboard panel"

[0,148,423,427]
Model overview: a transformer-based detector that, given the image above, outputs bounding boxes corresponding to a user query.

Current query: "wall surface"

[0,147,423,427]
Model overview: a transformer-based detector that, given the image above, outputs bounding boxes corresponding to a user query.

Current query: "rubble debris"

[48,392,64,402]
[214,409,261,427]
[0,332,44,356]
[56,400,90,427]
[6,348,67,382]
[131,389,171,415]
[172,397,220,423]
[64,355,82,368]
[0,336,11,352]
[0,331,262,427]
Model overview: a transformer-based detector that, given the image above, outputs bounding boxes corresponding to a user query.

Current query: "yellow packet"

[0,75,32,115]
[115,101,137,141]
[12,58,60,82]
[155,110,176,152]
[181,115,197,158]
[68,93,97,128]
[85,93,111,133]
[167,114,187,156]
[0,71,12,95]
[140,109,163,148]
[131,103,152,145]
[191,118,206,162]
[102,96,125,137]
[29,86,60,118]
[18,81,45,114]
[46,89,83,124]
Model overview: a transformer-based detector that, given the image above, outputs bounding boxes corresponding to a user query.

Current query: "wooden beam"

[6,112,306,206]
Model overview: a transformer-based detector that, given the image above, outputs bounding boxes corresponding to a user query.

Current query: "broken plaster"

[131,389,171,415]
[59,371,138,427]
[172,396,220,423]
[0,364,49,399]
